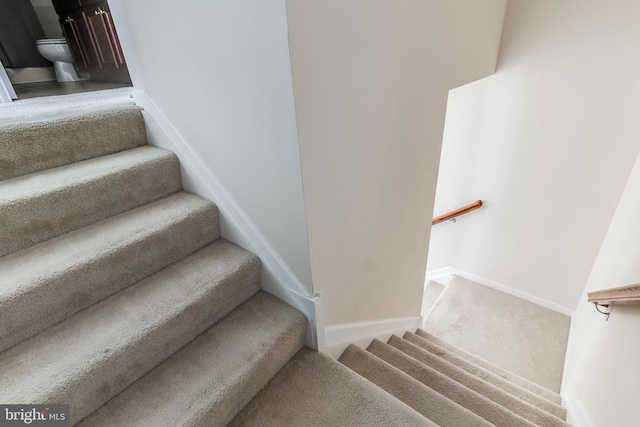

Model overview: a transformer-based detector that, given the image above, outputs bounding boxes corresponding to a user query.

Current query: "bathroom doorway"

[0,0,131,102]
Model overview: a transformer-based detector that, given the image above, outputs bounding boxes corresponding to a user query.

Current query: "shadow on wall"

[0,0,51,69]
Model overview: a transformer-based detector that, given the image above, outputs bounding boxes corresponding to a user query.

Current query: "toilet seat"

[37,39,67,45]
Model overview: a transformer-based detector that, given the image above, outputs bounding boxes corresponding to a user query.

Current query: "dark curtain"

[0,0,51,68]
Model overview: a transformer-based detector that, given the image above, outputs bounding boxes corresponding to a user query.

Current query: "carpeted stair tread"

[0,192,219,353]
[0,88,134,125]
[0,240,260,425]
[404,332,566,420]
[381,337,569,426]
[78,291,307,427]
[413,329,563,406]
[0,104,146,181]
[229,348,435,427]
[339,344,494,427]
[367,339,540,427]
[0,145,182,257]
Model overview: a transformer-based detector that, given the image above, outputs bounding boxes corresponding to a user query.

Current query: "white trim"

[560,311,577,396]
[427,266,574,317]
[321,316,422,359]
[133,89,322,349]
[564,385,596,427]
[324,316,422,347]
[425,267,454,286]
[0,61,17,103]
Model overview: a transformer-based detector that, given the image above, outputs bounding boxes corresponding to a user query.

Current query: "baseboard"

[5,66,56,84]
[322,316,422,359]
[426,267,574,317]
[425,267,454,286]
[133,89,322,349]
[563,385,596,427]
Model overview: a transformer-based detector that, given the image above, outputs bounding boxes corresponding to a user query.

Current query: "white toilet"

[36,39,86,83]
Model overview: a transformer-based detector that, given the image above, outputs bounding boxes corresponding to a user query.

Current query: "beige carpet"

[229,349,435,427]
[0,97,309,426]
[78,292,307,427]
[0,87,134,125]
[232,329,570,426]
[423,275,571,392]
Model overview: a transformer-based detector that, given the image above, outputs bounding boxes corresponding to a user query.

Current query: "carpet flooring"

[233,278,571,426]
[423,275,571,392]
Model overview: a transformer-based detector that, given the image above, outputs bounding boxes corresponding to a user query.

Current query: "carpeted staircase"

[232,332,569,427]
[232,281,571,427]
[0,97,307,426]
[1,93,571,426]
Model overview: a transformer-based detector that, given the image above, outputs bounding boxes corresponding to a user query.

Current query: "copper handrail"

[432,200,483,225]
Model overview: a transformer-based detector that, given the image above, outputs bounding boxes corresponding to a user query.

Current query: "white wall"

[108,0,314,292]
[428,0,640,310]
[286,0,506,327]
[564,149,640,427]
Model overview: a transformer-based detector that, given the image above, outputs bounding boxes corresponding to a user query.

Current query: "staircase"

[229,337,570,426]
[1,91,571,426]
[231,280,572,426]
[0,94,306,426]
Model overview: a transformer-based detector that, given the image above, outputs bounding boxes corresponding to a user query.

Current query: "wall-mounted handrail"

[432,200,483,225]
[588,284,640,320]
[587,284,640,305]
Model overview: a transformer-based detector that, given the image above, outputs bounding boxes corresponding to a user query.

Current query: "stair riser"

[369,340,544,427]
[388,337,568,425]
[405,332,566,418]
[78,292,307,427]
[339,345,494,427]
[0,106,147,181]
[0,242,261,425]
[228,349,436,427]
[0,150,183,257]
[0,200,219,353]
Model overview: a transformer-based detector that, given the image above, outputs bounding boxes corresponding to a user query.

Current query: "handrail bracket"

[593,302,611,321]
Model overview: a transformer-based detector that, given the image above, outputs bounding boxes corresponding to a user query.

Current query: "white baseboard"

[564,385,596,427]
[425,267,454,286]
[322,316,422,359]
[426,267,574,317]
[133,89,322,349]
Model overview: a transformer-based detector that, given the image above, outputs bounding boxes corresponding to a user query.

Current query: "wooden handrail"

[432,200,483,225]
[588,284,640,306]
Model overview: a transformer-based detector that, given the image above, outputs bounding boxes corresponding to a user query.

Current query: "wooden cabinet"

[60,9,98,74]
[85,4,125,69]
[54,0,130,83]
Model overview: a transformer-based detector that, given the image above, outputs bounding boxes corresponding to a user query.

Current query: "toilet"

[36,39,86,83]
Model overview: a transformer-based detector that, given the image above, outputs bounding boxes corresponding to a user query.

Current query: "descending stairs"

[232,283,571,427]
[0,96,307,426]
[231,329,569,426]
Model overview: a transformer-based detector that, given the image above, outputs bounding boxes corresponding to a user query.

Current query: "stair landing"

[422,275,571,392]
